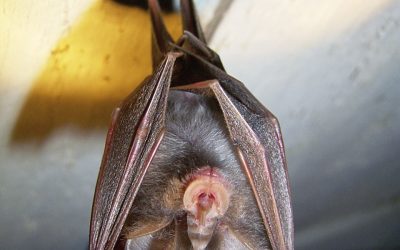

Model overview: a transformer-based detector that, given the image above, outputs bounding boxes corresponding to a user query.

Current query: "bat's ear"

[148,0,174,69]
[180,0,207,44]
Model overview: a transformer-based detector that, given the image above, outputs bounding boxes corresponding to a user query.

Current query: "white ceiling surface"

[0,0,399,249]
[211,0,400,249]
[0,1,100,250]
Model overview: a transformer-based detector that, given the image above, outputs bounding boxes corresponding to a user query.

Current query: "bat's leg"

[175,31,225,70]
[148,0,173,68]
[149,0,224,70]
[180,0,206,43]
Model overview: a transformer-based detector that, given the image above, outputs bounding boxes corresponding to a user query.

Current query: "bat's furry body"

[123,91,269,249]
[89,0,293,249]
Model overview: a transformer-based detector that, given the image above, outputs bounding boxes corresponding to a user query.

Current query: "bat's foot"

[183,167,230,249]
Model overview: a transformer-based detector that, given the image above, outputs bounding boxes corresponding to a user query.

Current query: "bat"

[89,0,294,249]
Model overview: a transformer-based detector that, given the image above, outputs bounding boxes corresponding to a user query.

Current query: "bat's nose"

[183,167,230,217]
[182,167,230,249]
[197,192,215,211]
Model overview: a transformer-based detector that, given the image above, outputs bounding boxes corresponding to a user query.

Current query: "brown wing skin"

[211,81,293,250]
[89,52,180,250]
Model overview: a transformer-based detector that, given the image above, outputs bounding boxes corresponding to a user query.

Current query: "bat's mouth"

[182,167,230,249]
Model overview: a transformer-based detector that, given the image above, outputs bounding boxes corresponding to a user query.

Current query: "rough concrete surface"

[212,1,400,249]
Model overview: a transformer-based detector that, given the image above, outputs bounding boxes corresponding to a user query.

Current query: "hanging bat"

[89,0,294,249]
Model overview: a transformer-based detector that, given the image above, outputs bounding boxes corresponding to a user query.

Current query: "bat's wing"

[89,52,180,250]
[174,57,293,249]
[90,2,183,249]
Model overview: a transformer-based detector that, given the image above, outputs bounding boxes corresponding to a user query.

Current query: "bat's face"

[122,91,270,249]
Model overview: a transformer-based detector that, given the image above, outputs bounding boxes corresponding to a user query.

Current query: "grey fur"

[123,90,270,249]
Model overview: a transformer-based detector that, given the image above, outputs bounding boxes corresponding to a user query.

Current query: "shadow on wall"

[10,0,181,145]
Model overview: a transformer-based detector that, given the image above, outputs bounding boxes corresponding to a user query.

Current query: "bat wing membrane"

[89,53,180,250]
